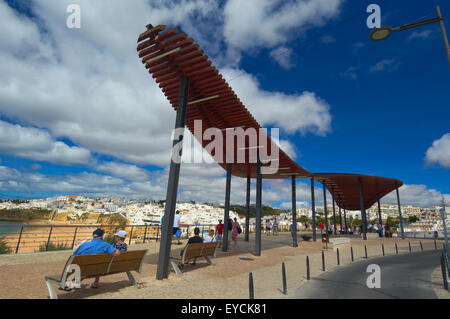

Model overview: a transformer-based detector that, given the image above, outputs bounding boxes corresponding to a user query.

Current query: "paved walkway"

[0,232,443,299]
[293,250,442,299]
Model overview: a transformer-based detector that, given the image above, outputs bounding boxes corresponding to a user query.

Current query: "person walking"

[273,218,279,236]
[231,217,240,248]
[173,210,182,245]
[216,219,224,248]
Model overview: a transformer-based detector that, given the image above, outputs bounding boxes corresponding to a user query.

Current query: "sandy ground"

[0,232,442,299]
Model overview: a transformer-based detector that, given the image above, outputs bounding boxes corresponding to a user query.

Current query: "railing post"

[46,227,53,251]
[71,227,78,250]
[129,226,134,245]
[143,226,148,243]
[15,226,24,254]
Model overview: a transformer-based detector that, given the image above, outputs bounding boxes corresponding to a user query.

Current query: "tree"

[408,215,418,223]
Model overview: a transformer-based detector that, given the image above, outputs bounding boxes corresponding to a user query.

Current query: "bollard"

[382,243,385,256]
[322,250,325,271]
[282,262,287,295]
[420,241,423,252]
[337,248,340,265]
[441,252,449,291]
[143,226,148,244]
[435,238,437,250]
[46,227,53,251]
[351,246,354,262]
[15,226,24,254]
[395,243,398,254]
[70,227,78,250]
[365,245,368,259]
[249,272,254,299]
[408,241,411,254]
[306,256,310,280]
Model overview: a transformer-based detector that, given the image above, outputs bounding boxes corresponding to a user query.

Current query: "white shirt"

[203,234,215,243]
[173,214,181,227]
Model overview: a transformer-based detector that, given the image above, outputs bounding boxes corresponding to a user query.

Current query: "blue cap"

[93,229,104,238]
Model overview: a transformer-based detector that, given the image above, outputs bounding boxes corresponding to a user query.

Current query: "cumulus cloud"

[269,46,295,70]
[369,58,399,73]
[425,133,450,168]
[223,0,343,53]
[0,120,92,165]
[222,68,332,135]
[0,0,336,201]
[382,184,449,208]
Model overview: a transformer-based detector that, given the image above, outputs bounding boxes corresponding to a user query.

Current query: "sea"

[0,221,23,236]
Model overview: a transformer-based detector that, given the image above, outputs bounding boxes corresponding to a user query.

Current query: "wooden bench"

[44,249,147,299]
[170,242,218,275]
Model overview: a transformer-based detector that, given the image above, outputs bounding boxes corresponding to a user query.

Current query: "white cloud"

[0,120,92,165]
[339,66,358,80]
[369,58,399,73]
[222,68,332,135]
[382,184,449,208]
[408,29,432,40]
[269,46,294,69]
[425,133,450,168]
[95,162,150,182]
[223,0,343,53]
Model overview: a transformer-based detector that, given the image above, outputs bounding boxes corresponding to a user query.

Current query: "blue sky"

[0,0,449,208]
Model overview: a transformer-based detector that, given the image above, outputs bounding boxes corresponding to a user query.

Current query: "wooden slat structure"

[136,25,403,209]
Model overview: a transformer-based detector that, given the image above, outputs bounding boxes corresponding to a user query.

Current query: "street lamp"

[370,5,450,68]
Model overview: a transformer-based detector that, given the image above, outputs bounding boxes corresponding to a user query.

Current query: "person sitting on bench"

[73,228,120,289]
[179,227,203,265]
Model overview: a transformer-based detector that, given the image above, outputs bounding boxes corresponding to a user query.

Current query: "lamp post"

[370,5,450,68]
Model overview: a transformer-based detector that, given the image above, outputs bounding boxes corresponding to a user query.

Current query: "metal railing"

[0,222,296,254]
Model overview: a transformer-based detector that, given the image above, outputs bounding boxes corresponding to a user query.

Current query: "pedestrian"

[231,217,241,248]
[273,218,279,236]
[319,222,324,234]
[173,210,182,245]
[265,219,272,236]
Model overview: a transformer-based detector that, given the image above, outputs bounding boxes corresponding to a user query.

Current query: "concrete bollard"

[249,272,254,299]
[306,256,310,280]
[322,250,325,271]
[441,252,449,291]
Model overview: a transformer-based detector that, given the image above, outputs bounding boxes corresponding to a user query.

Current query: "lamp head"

[369,26,393,41]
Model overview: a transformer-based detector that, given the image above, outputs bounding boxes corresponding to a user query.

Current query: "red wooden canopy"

[137,25,403,209]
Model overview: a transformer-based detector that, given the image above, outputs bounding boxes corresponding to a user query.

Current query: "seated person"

[203,229,215,243]
[180,227,203,266]
[73,229,120,289]
[113,230,128,252]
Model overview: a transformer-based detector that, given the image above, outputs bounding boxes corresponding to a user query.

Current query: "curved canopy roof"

[313,173,403,211]
[136,25,403,208]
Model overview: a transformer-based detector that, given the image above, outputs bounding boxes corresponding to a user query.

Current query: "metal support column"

[255,158,262,256]
[396,184,405,240]
[437,5,450,68]
[292,175,298,247]
[245,176,251,242]
[311,178,316,241]
[223,163,232,251]
[156,75,189,280]
[344,209,348,231]
[332,185,337,235]
[338,204,343,234]
[358,177,368,241]
[323,180,328,232]
[377,199,382,225]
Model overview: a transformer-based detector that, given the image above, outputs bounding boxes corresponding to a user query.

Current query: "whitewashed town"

[1,195,449,233]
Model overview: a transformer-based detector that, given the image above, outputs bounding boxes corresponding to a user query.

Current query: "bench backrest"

[182,242,218,261]
[63,250,147,280]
